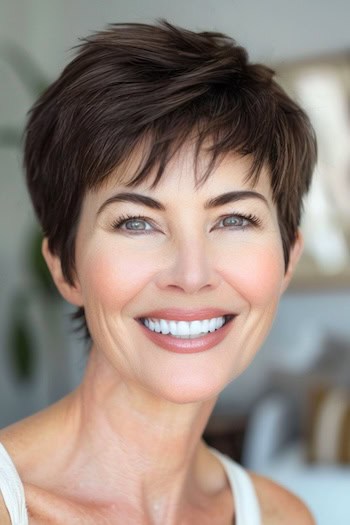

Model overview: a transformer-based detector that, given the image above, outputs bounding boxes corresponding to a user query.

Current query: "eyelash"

[111,212,262,233]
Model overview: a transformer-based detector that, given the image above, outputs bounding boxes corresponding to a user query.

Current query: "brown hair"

[24,20,317,336]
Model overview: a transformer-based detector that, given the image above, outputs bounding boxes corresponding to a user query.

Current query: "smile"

[137,313,235,354]
[139,315,234,339]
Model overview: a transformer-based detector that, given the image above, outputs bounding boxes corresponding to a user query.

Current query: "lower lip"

[137,318,234,354]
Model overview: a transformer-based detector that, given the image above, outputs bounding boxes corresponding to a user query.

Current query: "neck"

[57,346,219,523]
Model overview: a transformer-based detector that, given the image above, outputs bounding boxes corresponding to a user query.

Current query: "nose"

[155,236,221,294]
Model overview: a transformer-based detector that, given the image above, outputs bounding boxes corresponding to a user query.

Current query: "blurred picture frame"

[275,52,350,289]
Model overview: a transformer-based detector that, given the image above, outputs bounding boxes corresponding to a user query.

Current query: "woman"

[0,21,317,524]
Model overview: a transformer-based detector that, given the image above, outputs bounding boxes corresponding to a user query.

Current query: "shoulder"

[0,396,70,472]
[0,417,34,471]
[250,472,315,525]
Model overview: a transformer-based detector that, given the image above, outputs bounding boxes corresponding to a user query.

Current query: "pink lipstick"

[136,310,235,354]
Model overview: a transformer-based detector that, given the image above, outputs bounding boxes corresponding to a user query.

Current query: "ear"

[42,238,83,306]
[281,230,304,293]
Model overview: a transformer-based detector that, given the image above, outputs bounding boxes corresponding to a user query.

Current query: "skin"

[0,148,313,524]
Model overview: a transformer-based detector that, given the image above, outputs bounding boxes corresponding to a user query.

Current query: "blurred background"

[1,1,349,523]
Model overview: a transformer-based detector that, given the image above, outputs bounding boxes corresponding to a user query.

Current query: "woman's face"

[70,149,299,403]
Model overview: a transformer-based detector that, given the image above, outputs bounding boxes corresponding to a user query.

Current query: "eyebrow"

[97,190,269,215]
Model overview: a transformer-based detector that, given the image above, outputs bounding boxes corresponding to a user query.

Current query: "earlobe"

[281,230,304,293]
[41,238,83,306]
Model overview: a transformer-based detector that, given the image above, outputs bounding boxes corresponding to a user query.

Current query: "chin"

[146,374,226,405]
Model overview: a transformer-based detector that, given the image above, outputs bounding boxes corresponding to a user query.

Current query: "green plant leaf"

[8,301,36,382]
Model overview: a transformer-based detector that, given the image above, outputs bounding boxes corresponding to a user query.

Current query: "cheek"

[78,240,157,310]
[219,240,285,306]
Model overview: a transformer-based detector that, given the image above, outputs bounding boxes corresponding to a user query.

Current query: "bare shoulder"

[0,412,40,467]
[0,395,71,473]
[250,472,315,525]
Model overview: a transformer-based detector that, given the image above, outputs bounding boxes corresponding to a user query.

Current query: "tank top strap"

[209,447,261,525]
[0,443,28,525]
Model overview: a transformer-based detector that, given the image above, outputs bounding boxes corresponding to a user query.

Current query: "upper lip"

[137,308,235,322]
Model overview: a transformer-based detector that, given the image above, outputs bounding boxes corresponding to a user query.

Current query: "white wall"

[1,0,350,425]
[2,0,350,76]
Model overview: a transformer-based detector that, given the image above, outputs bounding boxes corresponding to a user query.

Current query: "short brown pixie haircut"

[24,20,317,335]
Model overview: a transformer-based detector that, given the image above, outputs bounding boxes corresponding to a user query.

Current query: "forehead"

[96,145,272,199]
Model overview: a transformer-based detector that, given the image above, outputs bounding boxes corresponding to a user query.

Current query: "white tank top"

[209,447,261,524]
[0,443,28,525]
[0,442,261,524]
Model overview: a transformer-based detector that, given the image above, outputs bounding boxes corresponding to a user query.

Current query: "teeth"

[143,316,227,338]
[209,318,217,332]
[160,319,170,335]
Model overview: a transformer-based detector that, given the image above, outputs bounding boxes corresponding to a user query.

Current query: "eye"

[111,214,154,233]
[217,213,261,229]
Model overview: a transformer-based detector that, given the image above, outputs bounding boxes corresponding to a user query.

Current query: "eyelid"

[111,211,262,235]
[111,213,156,232]
[216,212,262,227]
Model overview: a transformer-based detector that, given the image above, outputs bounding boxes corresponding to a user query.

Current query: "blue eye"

[220,215,248,228]
[124,218,151,231]
[112,212,261,234]
[218,213,260,229]
[112,214,154,232]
